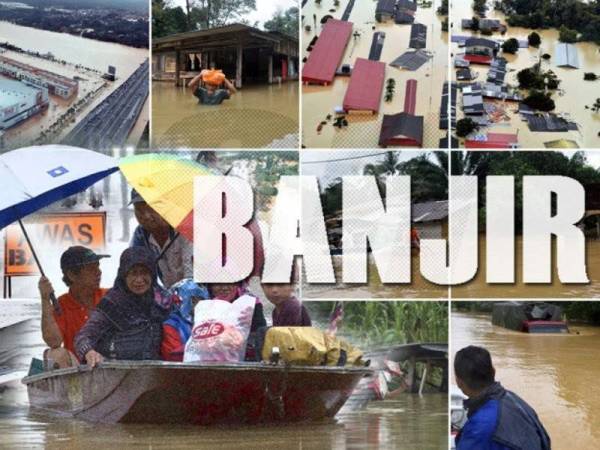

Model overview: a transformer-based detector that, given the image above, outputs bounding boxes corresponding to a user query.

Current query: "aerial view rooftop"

[451,0,600,149]
[302,0,449,149]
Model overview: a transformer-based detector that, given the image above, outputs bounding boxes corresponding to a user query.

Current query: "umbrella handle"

[18,220,62,315]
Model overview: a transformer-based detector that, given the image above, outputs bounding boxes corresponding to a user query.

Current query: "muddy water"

[452,312,600,449]
[152,81,299,149]
[0,303,447,449]
[302,255,449,299]
[452,235,600,298]
[302,0,449,148]
[451,0,600,149]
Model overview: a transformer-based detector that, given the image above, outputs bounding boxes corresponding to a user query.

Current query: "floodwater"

[302,0,449,148]
[452,311,600,449]
[151,81,299,149]
[451,235,600,298]
[0,302,447,450]
[302,255,449,299]
[451,0,600,149]
[0,21,148,149]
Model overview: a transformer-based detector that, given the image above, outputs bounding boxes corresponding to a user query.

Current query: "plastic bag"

[183,296,255,363]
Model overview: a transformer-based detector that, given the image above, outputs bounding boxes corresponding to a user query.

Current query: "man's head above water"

[454,345,496,398]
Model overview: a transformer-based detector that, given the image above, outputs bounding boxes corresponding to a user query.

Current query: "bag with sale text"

[183,296,255,363]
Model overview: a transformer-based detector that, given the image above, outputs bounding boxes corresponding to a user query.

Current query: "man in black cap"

[129,189,193,288]
[454,346,551,450]
[38,246,109,369]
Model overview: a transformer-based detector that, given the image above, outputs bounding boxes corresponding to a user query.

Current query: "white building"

[0,78,49,129]
[0,55,78,99]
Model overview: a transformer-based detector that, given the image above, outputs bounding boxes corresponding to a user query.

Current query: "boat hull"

[23,361,371,425]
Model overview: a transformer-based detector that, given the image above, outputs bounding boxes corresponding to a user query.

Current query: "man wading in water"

[187,63,237,106]
[454,346,551,450]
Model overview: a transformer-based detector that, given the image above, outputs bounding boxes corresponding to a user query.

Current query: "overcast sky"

[171,0,297,27]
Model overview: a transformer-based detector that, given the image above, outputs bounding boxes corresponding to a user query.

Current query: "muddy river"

[452,0,600,149]
[451,311,600,449]
[0,304,447,449]
[152,81,299,149]
[452,235,600,298]
[302,0,449,149]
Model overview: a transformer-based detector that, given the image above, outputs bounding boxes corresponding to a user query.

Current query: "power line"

[300,151,394,165]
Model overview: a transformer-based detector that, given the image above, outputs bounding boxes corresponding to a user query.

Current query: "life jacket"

[95,293,167,361]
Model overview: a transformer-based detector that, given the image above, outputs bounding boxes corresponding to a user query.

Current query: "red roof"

[463,54,492,65]
[343,58,386,113]
[403,79,417,114]
[302,19,353,85]
[465,132,519,149]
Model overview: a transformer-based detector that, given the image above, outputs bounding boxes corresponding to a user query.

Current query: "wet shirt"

[194,87,230,105]
[272,297,312,327]
[53,288,107,357]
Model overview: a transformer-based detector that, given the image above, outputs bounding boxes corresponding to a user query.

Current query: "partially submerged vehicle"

[492,302,568,333]
[23,360,371,425]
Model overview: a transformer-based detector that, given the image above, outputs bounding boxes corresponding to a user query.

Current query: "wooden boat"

[22,360,371,425]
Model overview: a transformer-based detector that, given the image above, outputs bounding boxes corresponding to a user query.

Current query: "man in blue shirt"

[454,346,551,450]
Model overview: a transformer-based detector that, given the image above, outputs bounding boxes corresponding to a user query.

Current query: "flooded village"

[451,0,600,149]
[302,0,449,148]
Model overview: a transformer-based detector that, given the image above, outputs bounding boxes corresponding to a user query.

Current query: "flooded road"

[452,0,600,149]
[452,236,600,298]
[152,81,299,149]
[0,301,447,450]
[302,0,448,148]
[451,311,600,449]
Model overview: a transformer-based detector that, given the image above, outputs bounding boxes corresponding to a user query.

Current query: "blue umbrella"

[0,145,118,309]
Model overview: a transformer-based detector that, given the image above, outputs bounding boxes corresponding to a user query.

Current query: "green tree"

[502,38,520,54]
[528,31,541,47]
[264,7,299,38]
[152,0,188,38]
[523,90,556,111]
[456,117,479,137]
[593,98,600,113]
[194,0,257,28]
[559,24,578,43]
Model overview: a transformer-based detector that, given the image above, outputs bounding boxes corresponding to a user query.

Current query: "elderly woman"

[74,247,173,367]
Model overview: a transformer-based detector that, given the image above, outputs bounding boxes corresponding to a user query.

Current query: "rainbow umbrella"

[119,153,217,241]
[119,153,264,275]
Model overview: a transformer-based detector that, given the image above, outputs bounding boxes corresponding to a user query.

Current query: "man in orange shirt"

[38,246,109,369]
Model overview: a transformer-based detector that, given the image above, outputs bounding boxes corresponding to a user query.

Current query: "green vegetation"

[456,118,479,137]
[450,152,600,233]
[559,25,579,43]
[528,31,541,47]
[312,302,448,346]
[264,7,299,38]
[437,0,448,15]
[501,38,519,54]
[385,78,396,102]
[498,0,600,44]
[593,98,600,113]
[517,64,560,90]
[441,17,449,32]
[473,0,487,16]
[523,90,555,111]
[584,72,598,81]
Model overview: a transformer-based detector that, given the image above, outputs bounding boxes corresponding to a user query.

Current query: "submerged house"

[412,200,448,239]
[152,23,299,88]
[555,43,580,69]
[465,132,519,149]
[492,302,567,333]
[376,0,397,22]
[396,0,417,24]
[461,83,484,115]
[343,58,386,114]
[409,24,427,49]
[379,112,423,147]
[464,38,499,64]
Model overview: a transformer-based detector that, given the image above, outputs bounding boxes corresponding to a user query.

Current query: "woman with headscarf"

[74,247,174,367]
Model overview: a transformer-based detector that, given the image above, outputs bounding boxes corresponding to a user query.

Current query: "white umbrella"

[0,145,118,309]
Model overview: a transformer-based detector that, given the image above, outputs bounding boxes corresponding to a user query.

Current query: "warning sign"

[4,213,106,277]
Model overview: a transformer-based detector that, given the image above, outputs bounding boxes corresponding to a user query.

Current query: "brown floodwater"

[452,235,600,298]
[0,302,447,449]
[451,0,600,149]
[302,255,449,299]
[302,0,449,148]
[451,311,600,449]
[151,81,299,149]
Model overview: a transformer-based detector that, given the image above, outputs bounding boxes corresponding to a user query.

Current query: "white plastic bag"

[183,296,255,363]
